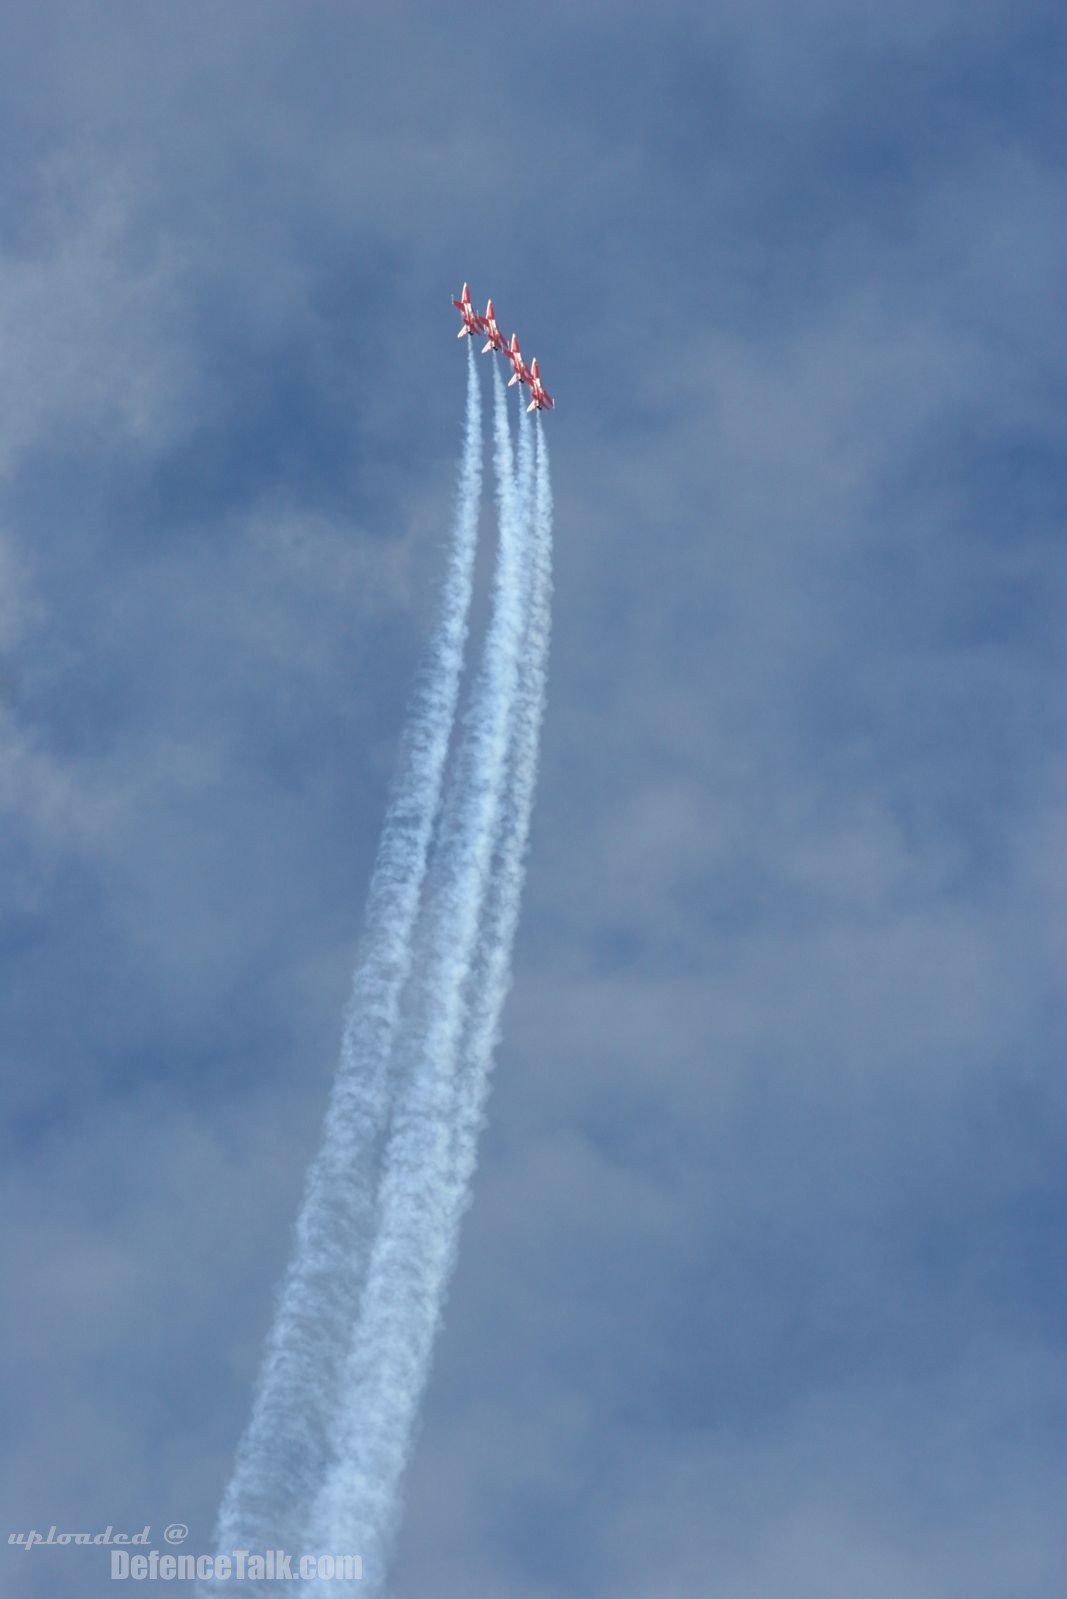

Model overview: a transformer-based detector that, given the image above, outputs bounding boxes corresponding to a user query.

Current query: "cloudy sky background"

[2,3,1064,1595]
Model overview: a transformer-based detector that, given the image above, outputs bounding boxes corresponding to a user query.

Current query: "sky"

[2,2,1065,1595]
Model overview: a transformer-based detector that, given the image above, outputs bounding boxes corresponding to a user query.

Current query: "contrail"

[208,347,484,1578]
[206,354,553,1599]
[446,410,552,1244]
[307,365,538,1591]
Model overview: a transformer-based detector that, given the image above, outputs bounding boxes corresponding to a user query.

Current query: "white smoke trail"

[307,365,535,1591]
[207,348,483,1581]
[446,411,552,1237]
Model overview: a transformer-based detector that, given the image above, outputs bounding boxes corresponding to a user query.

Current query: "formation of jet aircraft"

[451,284,555,412]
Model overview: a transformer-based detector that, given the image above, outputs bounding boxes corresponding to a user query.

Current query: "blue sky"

[2,3,1064,1595]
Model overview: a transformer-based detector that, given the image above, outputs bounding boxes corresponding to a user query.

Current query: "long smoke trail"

[209,348,483,1577]
[307,365,537,1590]
[446,411,552,1239]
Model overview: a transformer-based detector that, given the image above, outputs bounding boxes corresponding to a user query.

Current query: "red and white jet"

[453,289,555,413]
[480,299,507,356]
[451,283,486,340]
[525,357,555,413]
[504,333,532,390]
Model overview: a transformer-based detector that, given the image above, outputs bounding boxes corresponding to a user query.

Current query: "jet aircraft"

[504,333,532,390]
[480,299,507,356]
[524,357,555,413]
[453,286,555,412]
[451,283,486,340]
